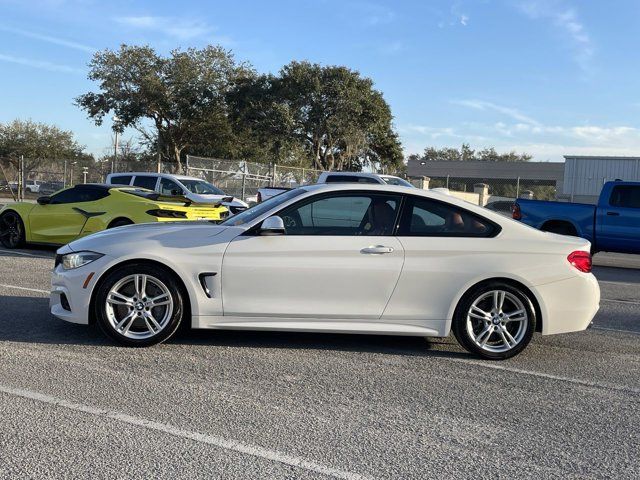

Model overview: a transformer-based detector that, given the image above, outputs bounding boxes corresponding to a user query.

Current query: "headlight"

[61,251,104,270]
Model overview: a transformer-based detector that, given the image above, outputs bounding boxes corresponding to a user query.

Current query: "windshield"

[381,176,414,188]
[180,179,225,195]
[220,189,307,226]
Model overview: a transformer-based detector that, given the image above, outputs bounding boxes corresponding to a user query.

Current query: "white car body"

[105,172,249,214]
[51,184,599,356]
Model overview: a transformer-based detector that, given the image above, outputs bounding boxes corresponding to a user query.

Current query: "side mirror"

[37,196,51,205]
[260,216,285,235]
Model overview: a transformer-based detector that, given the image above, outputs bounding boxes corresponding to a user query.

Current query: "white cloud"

[460,14,469,26]
[452,99,543,127]
[114,16,229,43]
[0,52,83,73]
[515,1,594,72]
[0,25,95,52]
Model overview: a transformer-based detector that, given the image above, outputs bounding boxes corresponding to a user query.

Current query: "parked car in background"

[256,171,415,203]
[25,180,41,193]
[51,183,599,359]
[512,180,640,254]
[485,200,515,217]
[39,181,65,196]
[0,184,228,248]
[106,172,248,215]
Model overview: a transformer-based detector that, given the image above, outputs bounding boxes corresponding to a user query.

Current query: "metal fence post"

[271,162,276,187]
[516,177,520,198]
[241,161,247,201]
[446,175,449,189]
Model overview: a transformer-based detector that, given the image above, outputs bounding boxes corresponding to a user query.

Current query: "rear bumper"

[535,273,600,335]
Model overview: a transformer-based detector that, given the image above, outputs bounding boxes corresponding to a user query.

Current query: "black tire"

[108,218,134,229]
[0,211,25,249]
[93,263,186,347]
[452,281,536,360]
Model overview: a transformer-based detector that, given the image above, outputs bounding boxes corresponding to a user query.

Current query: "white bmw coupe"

[51,184,600,359]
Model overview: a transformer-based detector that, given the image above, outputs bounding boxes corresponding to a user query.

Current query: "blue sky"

[1,0,639,162]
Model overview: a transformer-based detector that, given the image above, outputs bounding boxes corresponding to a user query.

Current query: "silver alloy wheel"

[465,290,528,353]
[105,274,173,340]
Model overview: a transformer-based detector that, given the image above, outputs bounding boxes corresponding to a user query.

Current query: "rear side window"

[160,178,183,195]
[324,175,380,184]
[610,186,640,208]
[110,175,132,185]
[132,176,158,191]
[398,196,498,237]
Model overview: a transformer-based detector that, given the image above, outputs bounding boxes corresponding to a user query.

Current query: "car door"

[383,195,500,325]
[597,184,640,253]
[28,187,95,244]
[221,191,405,319]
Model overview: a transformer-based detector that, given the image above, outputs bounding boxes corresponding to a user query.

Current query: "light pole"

[112,115,121,174]
[70,161,77,186]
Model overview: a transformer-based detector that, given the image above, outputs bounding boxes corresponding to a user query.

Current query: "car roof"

[107,172,203,182]
[320,171,381,178]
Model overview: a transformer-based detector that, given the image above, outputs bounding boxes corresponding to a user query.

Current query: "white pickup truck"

[256,172,415,203]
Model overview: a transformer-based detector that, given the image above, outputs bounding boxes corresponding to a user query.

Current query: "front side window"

[50,187,109,204]
[610,185,640,208]
[132,176,158,191]
[110,175,132,185]
[399,196,497,237]
[278,193,401,236]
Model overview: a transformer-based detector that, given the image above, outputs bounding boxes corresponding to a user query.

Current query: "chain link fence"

[424,176,557,202]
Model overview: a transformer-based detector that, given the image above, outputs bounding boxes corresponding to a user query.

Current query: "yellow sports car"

[0,184,229,248]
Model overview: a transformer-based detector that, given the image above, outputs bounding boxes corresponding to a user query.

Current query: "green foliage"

[228,61,403,172]
[0,119,86,172]
[76,45,254,172]
[419,143,532,162]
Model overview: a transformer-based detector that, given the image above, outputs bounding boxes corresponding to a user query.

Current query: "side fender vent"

[198,273,217,298]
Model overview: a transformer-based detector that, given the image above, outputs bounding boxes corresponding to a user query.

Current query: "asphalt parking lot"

[0,246,638,479]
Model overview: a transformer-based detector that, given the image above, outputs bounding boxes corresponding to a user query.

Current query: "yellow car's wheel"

[0,211,25,249]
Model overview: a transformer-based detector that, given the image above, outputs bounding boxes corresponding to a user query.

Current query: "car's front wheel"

[0,211,25,249]
[94,263,186,346]
[452,282,536,360]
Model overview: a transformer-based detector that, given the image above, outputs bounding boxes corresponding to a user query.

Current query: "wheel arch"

[540,219,579,236]
[446,276,544,335]
[88,258,192,326]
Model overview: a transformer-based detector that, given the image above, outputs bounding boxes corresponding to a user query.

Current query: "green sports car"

[0,183,229,248]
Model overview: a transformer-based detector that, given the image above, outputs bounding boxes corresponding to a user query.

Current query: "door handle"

[606,211,620,216]
[361,245,394,254]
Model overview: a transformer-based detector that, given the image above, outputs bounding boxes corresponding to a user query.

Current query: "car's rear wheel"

[0,211,25,249]
[94,264,186,346]
[452,282,536,360]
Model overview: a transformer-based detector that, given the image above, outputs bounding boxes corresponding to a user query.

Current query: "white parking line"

[0,384,370,480]
[448,358,640,395]
[0,284,49,294]
[601,298,640,306]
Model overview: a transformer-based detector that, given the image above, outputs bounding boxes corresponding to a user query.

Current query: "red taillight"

[511,203,521,220]
[567,251,592,273]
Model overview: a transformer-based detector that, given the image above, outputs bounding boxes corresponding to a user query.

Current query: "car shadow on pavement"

[0,294,473,358]
[170,327,473,359]
[0,295,111,346]
[0,245,56,260]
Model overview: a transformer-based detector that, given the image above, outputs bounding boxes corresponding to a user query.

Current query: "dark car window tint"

[160,178,182,195]
[610,186,640,209]
[325,175,380,184]
[278,193,401,236]
[399,196,497,237]
[132,176,158,191]
[110,175,132,185]
[50,187,109,204]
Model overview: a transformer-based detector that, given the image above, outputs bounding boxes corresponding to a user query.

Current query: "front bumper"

[535,273,600,335]
[50,254,113,325]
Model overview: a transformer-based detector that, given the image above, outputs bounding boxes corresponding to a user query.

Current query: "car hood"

[64,221,243,256]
